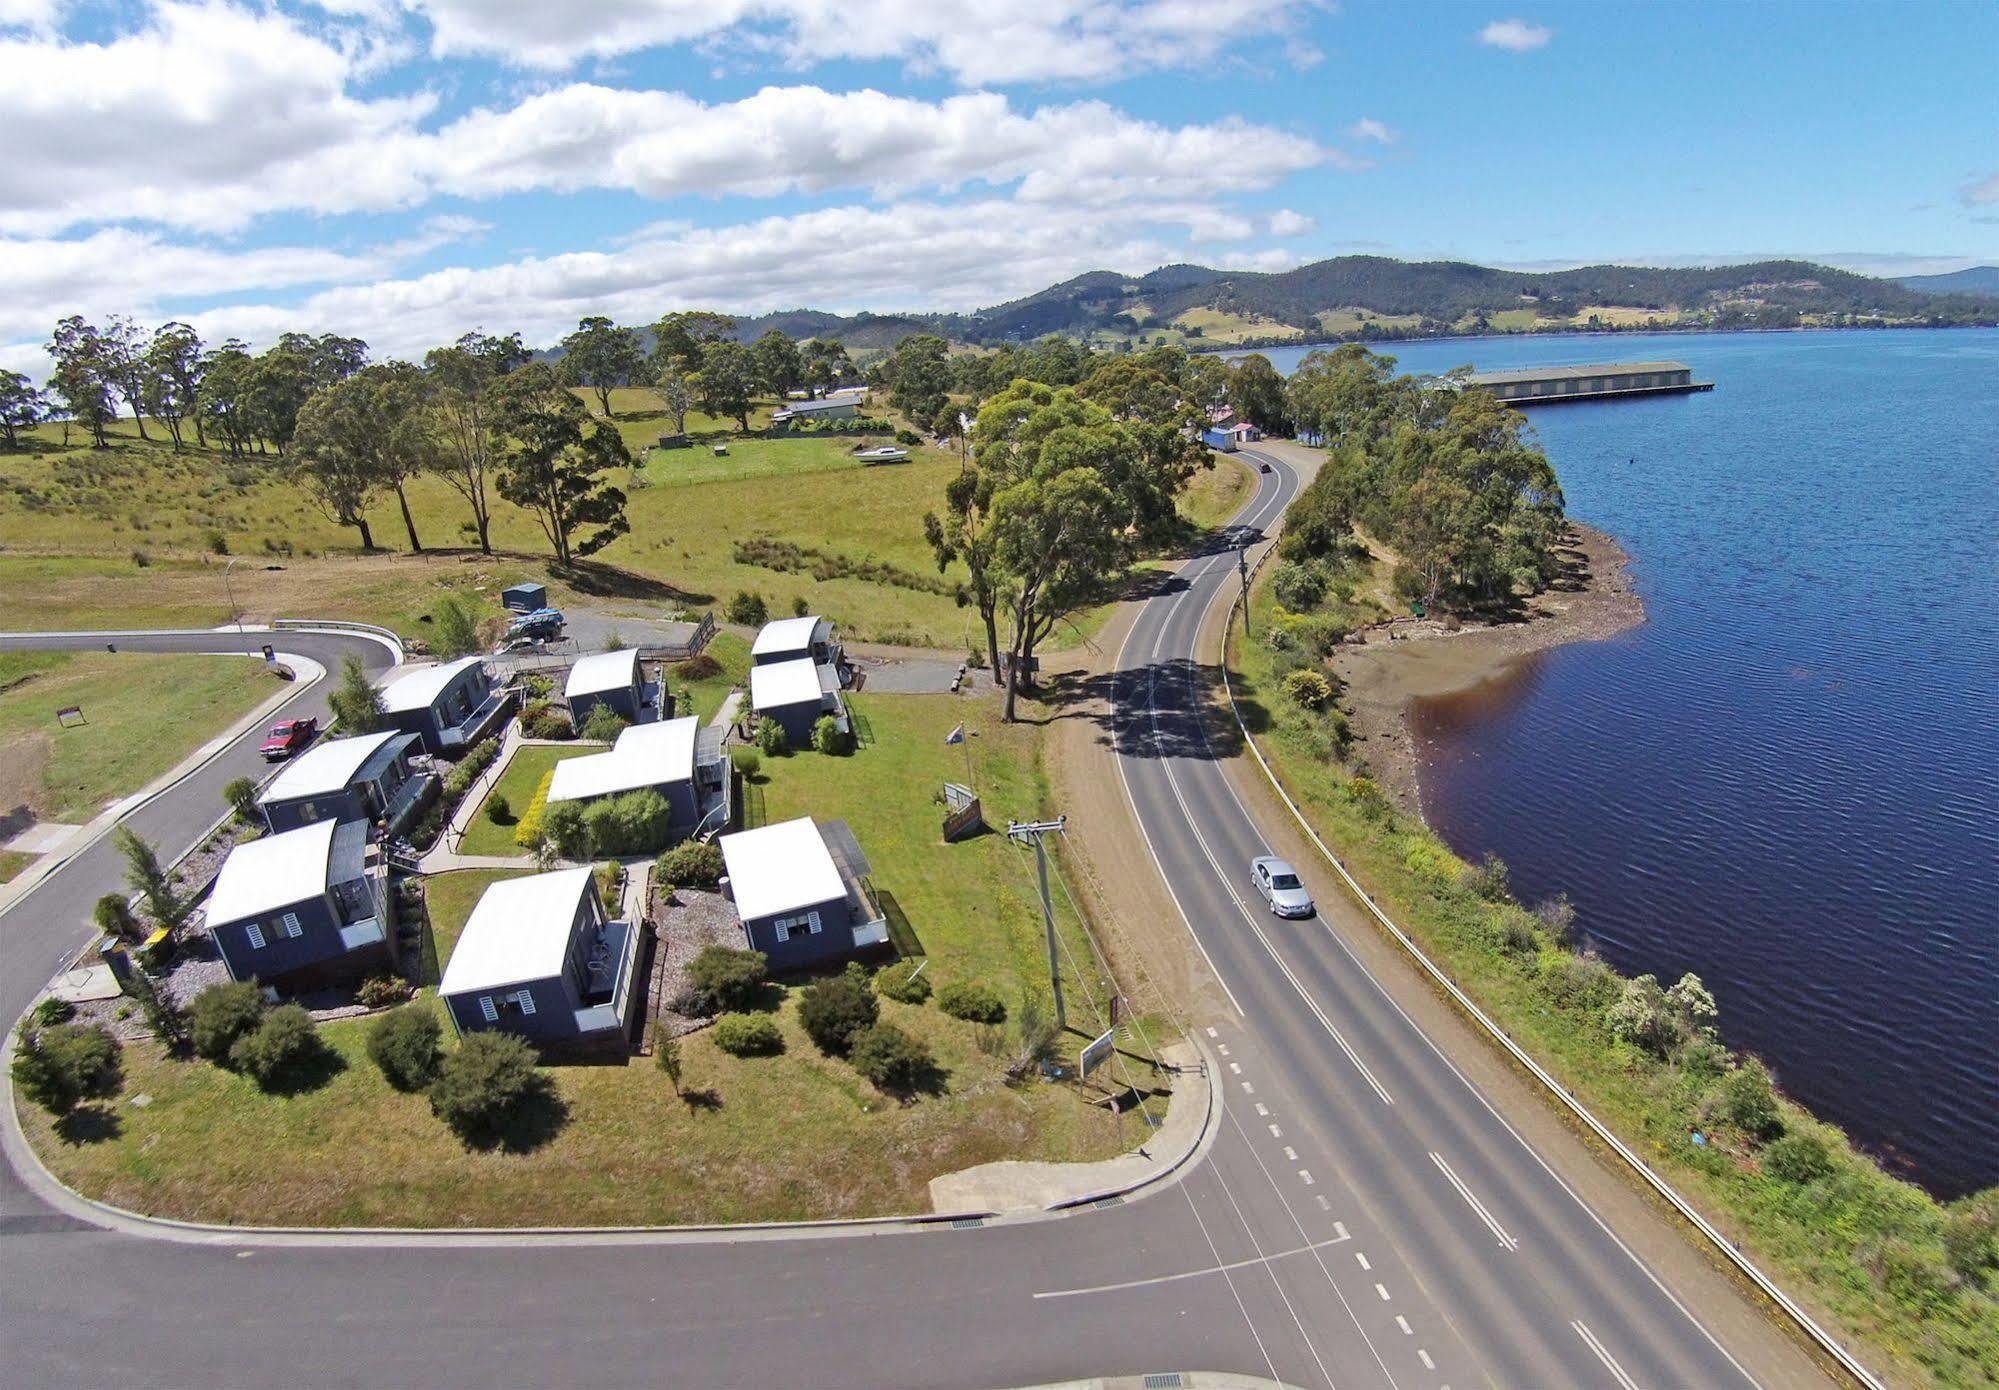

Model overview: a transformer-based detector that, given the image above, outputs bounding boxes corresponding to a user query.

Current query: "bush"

[355,975,413,1009]
[12,1022,120,1116]
[730,746,761,777]
[1283,668,1333,710]
[31,997,76,1028]
[673,654,722,681]
[1270,559,1328,610]
[1763,1132,1837,1185]
[513,769,556,851]
[754,716,788,756]
[1538,951,1618,1012]
[1604,974,1681,1057]
[190,980,265,1062]
[227,1005,323,1088]
[1462,852,1512,903]
[431,595,480,658]
[726,590,768,625]
[1942,1189,1999,1280]
[223,775,259,824]
[579,703,630,743]
[1710,1060,1784,1143]
[712,1013,784,1056]
[541,800,591,859]
[92,894,142,942]
[428,1032,545,1148]
[582,788,673,856]
[1343,775,1391,823]
[811,714,850,754]
[1533,893,1578,946]
[484,792,513,824]
[656,840,724,888]
[798,976,878,1055]
[937,980,1006,1024]
[685,946,768,1014]
[367,1008,443,1091]
[790,594,810,617]
[875,961,932,1004]
[850,1023,936,1096]
[442,738,501,798]
[526,709,574,740]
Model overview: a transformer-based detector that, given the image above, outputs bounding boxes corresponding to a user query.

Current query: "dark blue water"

[1260,330,1999,1197]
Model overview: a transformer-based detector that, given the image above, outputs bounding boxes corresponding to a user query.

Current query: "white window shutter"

[517,991,536,1016]
[807,911,822,935]
[773,918,790,943]
[479,996,498,1022]
[281,911,302,938]
[245,922,266,949]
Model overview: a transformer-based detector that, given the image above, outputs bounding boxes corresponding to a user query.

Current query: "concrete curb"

[1218,446,1885,1390]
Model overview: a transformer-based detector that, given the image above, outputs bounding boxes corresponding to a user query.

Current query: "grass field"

[18,689,1164,1228]
[1177,454,1254,536]
[1170,307,1306,343]
[0,650,276,822]
[0,850,33,883]
[670,631,749,723]
[1314,308,1425,337]
[457,744,598,857]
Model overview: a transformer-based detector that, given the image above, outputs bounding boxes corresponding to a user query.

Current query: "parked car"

[505,607,565,642]
[259,717,318,761]
[1250,855,1314,918]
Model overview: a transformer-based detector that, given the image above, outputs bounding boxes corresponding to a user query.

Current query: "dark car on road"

[259,717,318,761]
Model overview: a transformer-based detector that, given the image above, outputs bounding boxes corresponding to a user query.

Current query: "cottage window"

[280,911,302,939]
[516,990,536,1016]
[245,922,267,950]
[772,911,823,943]
[479,996,499,1022]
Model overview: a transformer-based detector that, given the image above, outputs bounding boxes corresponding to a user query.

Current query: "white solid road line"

[1428,1152,1520,1253]
[1032,1228,1353,1299]
[1572,1320,1645,1390]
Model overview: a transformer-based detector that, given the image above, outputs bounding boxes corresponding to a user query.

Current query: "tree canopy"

[487,362,633,566]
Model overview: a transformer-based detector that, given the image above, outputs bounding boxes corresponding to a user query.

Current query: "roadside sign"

[262,644,277,668]
[1079,1026,1117,1078]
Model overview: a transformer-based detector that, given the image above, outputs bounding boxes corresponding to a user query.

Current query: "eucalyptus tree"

[559,316,645,417]
[424,331,526,553]
[487,362,632,567]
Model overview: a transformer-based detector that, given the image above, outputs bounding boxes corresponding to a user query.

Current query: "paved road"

[0,472,1787,1388]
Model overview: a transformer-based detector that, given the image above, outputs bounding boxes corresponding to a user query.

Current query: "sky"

[2,0,1995,373]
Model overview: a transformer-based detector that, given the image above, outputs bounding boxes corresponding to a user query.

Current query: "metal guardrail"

[271,617,408,652]
[1217,483,1885,1390]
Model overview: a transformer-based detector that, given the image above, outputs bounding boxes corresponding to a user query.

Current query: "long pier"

[1465,360,1713,405]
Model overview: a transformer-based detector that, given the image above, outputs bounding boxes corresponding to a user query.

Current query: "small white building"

[750,614,842,669]
[718,816,885,967]
[546,715,726,835]
[749,657,845,747]
[564,648,653,727]
[438,867,639,1048]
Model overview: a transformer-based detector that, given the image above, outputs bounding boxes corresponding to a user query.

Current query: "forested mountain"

[1897,266,1999,298]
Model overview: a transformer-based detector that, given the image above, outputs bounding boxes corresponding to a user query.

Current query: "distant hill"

[1897,266,1999,298]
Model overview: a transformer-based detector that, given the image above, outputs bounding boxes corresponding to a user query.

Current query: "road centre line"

[1428,1152,1520,1253]
[1033,1229,1354,1299]
[1572,1321,1645,1390]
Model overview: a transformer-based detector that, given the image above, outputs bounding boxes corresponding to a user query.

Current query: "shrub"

[730,746,761,777]
[1763,1132,1837,1185]
[223,775,259,823]
[431,595,480,658]
[579,703,629,743]
[726,590,768,625]
[753,716,788,756]
[937,980,1005,1024]
[526,709,574,740]
[443,738,501,799]
[811,714,850,754]
[1270,559,1328,610]
[790,594,810,617]
[92,894,142,942]
[1604,974,1681,1057]
[685,946,768,1014]
[851,1023,936,1096]
[673,654,722,681]
[355,975,413,1009]
[1538,951,1618,1012]
[798,976,878,1055]
[1533,893,1578,946]
[328,652,384,733]
[1343,775,1391,823]
[190,980,265,1062]
[656,840,724,888]
[875,961,932,1004]
[1942,1189,1999,1280]
[1461,852,1512,903]
[484,792,513,824]
[12,1022,120,1115]
[712,1013,784,1056]
[541,800,591,859]
[31,997,76,1028]
[367,1008,443,1091]
[429,1033,545,1148]
[1709,1060,1784,1142]
[513,769,557,851]
[1283,668,1333,710]
[582,788,673,856]
[227,1005,323,1088]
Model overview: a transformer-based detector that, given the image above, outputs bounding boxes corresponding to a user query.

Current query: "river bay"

[1257,329,1999,1197]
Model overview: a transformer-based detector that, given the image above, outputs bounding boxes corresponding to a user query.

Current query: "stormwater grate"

[1092,1194,1126,1210]
[949,1216,985,1229]
[1143,1375,1186,1389]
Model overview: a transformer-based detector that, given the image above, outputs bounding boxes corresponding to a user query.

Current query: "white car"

[1251,856,1315,918]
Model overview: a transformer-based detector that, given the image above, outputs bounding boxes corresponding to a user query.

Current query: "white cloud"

[409,0,1320,84]
[1268,208,1316,236]
[1961,172,1999,206]
[1478,17,1551,52]
[0,0,62,29]
[1347,117,1395,144]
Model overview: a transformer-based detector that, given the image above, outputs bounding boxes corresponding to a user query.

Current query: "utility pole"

[1237,544,1252,636]
[1007,816,1068,1030]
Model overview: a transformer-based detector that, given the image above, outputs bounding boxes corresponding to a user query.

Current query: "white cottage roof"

[547,717,699,804]
[566,647,640,698]
[259,730,400,804]
[751,615,827,659]
[750,657,824,712]
[439,867,596,996]
[205,819,339,925]
[719,817,845,921]
[376,657,485,714]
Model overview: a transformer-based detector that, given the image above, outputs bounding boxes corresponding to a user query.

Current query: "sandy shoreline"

[1329,521,1644,820]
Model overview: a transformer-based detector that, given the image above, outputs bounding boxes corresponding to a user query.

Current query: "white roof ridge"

[718,816,847,921]
[260,729,400,803]
[439,866,596,996]
[566,647,641,697]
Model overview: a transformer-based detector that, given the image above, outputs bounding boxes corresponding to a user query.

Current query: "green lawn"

[0,850,33,883]
[670,630,750,724]
[0,650,276,821]
[1176,454,1255,537]
[456,744,598,857]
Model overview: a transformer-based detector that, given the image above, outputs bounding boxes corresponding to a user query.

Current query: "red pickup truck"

[259,717,318,761]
